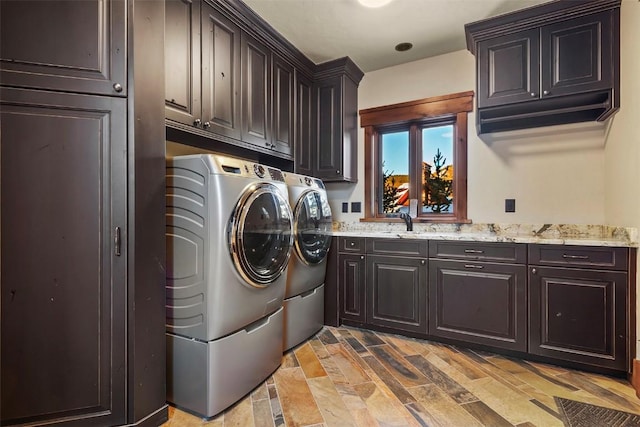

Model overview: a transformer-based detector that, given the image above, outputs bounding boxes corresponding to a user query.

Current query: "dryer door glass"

[294,190,332,265]
[230,183,293,287]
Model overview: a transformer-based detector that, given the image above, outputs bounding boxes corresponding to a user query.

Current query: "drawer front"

[529,245,628,271]
[429,240,526,263]
[339,237,366,254]
[366,238,428,257]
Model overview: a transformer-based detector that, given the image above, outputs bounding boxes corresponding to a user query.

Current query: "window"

[360,91,473,223]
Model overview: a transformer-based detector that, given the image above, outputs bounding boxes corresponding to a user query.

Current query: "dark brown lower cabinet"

[367,255,427,334]
[529,266,628,371]
[328,237,633,375]
[429,259,527,351]
[338,253,367,324]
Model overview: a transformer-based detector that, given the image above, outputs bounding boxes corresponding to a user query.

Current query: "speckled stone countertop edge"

[331,223,639,248]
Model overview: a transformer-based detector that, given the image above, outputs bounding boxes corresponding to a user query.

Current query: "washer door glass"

[294,190,332,265]
[230,183,293,287]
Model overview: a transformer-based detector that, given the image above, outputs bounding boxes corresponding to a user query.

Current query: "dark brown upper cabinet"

[466,0,620,134]
[295,71,315,176]
[272,54,295,157]
[201,1,242,140]
[165,0,202,127]
[312,57,364,183]
[164,0,312,162]
[241,32,271,148]
[0,0,127,97]
[165,0,242,139]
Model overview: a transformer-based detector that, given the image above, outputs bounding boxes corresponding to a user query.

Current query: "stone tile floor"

[162,326,640,426]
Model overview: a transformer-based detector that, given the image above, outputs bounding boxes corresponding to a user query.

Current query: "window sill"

[359,217,473,224]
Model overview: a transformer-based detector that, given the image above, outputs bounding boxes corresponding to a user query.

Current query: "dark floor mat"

[555,397,640,427]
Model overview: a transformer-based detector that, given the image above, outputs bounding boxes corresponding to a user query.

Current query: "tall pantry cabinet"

[0,1,168,426]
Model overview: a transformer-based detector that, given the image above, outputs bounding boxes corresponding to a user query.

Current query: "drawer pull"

[464,264,484,269]
[562,254,589,260]
[464,249,484,254]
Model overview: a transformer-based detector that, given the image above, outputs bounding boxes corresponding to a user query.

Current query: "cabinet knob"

[113,83,123,93]
[543,90,550,96]
[360,255,365,260]
[531,268,537,274]
[203,121,211,129]
[350,242,355,246]
[530,92,536,97]
[336,170,340,174]
[193,119,201,127]
[420,259,426,265]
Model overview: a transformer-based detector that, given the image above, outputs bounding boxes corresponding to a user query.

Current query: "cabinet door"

[0,0,126,97]
[315,76,344,180]
[165,0,201,127]
[271,54,294,157]
[529,266,627,371]
[541,11,613,98]
[241,32,271,148]
[367,255,427,334]
[1,88,126,426]
[477,29,540,108]
[339,254,366,324]
[429,260,526,351]
[201,2,241,140]
[295,72,315,176]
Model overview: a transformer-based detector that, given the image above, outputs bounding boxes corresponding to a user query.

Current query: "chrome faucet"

[399,212,413,231]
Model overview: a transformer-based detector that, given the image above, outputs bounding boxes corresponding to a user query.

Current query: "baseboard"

[630,359,640,399]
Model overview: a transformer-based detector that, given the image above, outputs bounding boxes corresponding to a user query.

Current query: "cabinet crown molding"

[315,56,365,85]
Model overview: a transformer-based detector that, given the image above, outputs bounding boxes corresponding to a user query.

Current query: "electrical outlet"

[505,199,516,213]
[342,202,349,213]
[351,202,361,213]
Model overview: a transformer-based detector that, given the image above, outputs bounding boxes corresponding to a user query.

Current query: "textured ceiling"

[242,0,550,72]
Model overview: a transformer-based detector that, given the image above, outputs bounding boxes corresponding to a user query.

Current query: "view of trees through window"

[380,124,454,215]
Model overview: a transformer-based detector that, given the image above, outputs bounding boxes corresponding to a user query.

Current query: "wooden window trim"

[361,91,474,223]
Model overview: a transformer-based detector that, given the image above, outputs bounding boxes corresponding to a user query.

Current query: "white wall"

[603,0,640,357]
[327,47,608,225]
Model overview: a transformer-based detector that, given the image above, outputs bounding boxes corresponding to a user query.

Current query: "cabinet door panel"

[367,256,427,334]
[542,11,612,97]
[165,0,201,126]
[529,266,627,371]
[241,33,271,147]
[315,76,343,180]
[272,54,294,157]
[295,72,314,176]
[429,260,526,351]
[1,88,126,426]
[477,29,539,108]
[201,3,241,139]
[339,254,366,323]
[0,0,126,96]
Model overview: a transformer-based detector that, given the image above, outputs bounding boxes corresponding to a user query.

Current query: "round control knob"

[304,177,312,186]
[253,164,266,178]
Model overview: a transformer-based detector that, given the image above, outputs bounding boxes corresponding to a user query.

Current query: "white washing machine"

[165,154,293,418]
[282,172,333,351]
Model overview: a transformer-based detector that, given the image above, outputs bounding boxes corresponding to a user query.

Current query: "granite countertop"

[331,222,639,248]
